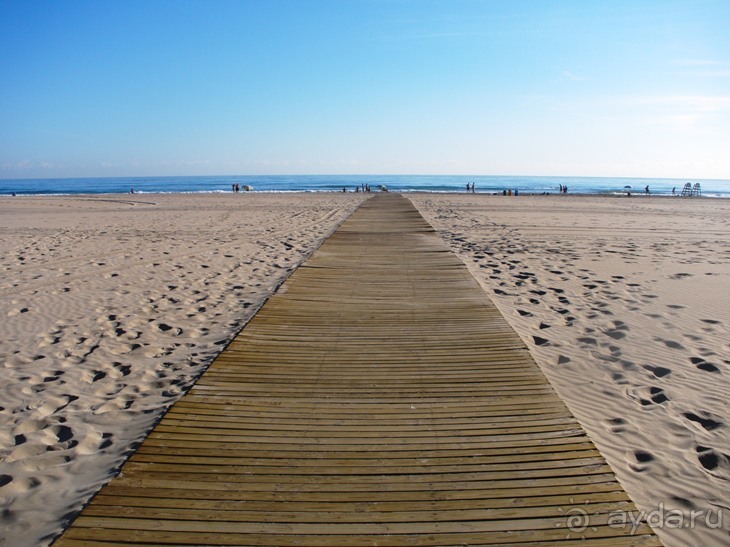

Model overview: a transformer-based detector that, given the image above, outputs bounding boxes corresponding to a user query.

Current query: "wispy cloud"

[632,95,730,112]
[673,59,730,78]
[678,69,730,78]
[626,95,730,130]
[375,30,488,42]
[673,59,723,66]
[562,70,588,81]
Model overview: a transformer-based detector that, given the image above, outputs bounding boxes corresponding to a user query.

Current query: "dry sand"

[410,193,730,546]
[0,192,368,546]
[0,191,728,546]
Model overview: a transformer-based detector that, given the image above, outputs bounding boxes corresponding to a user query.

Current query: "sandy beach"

[0,192,369,546]
[1,191,728,546]
[411,193,730,546]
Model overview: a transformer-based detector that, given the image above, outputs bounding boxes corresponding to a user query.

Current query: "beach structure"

[680,183,702,197]
[56,194,658,545]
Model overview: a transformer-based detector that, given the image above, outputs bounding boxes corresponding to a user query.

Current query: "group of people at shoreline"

[108,181,704,198]
[230,183,253,192]
[343,184,374,193]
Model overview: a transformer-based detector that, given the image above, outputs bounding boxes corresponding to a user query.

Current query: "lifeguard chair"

[692,183,701,196]
[680,182,693,196]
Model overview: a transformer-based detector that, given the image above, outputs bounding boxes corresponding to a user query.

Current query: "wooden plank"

[55,194,659,546]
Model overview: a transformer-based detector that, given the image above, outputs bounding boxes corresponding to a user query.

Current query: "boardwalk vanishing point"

[57,194,659,545]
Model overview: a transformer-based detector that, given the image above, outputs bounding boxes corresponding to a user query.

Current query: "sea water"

[1,175,729,198]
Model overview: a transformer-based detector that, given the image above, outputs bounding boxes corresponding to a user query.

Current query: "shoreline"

[2,189,727,198]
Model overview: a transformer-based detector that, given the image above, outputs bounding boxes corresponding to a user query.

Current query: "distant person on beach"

[563,185,568,194]
[471,183,475,193]
[645,185,649,194]
[466,183,470,193]
[130,188,135,194]
[672,187,676,195]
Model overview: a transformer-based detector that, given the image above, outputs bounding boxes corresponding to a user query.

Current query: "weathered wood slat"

[56,194,659,546]
[60,529,660,547]
[61,516,658,545]
[87,490,631,512]
[96,479,626,502]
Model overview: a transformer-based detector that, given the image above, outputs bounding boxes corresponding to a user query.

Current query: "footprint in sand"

[611,371,628,384]
[684,411,723,431]
[695,445,730,478]
[700,318,722,325]
[156,323,183,336]
[659,339,685,350]
[605,328,628,340]
[112,362,131,376]
[643,364,672,378]
[549,287,564,294]
[604,417,627,433]
[629,385,669,406]
[691,357,721,373]
[629,449,655,472]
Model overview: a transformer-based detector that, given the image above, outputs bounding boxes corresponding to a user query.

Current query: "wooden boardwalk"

[57,194,659,546]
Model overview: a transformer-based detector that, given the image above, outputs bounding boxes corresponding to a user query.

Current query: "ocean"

[1,174,729,198]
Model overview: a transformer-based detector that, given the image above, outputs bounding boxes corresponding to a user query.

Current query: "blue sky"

[1,0,729,179]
